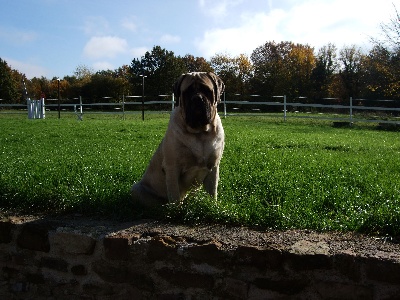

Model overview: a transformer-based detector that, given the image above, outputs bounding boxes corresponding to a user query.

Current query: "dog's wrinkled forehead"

[181,73,212,93]
[173,72,225,107]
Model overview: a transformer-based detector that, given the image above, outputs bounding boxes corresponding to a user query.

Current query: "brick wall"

[1,218,399,299]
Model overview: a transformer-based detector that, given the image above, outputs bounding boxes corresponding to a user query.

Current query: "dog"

[131,72,225,208]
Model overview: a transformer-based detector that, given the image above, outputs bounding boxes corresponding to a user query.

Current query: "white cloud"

[198,0,244,20]
[83,16,110,36]
[280,0,393,49]
[195,0,394,58]
[130,47,148,58]
[92,61,114,71]
[0,26,38,45]
[5,58,49,79]
[121,17,138,32]
[83,36,128,59]
[195,10,284,58]
[160,34,181,44]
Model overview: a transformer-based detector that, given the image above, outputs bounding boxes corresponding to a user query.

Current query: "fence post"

[122,95,125,120]
[40,98,45,119]
[283,95,287,122]
[223,92,227,118]
[349,97,353,123]
[27,98,32,119]
[79,96,83,121]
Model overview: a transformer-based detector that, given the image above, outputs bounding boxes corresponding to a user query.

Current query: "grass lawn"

[0,112,399,236]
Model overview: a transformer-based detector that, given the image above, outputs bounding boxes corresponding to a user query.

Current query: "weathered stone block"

[187,242,224,266]
[11,252,37,266]
[333,253,363,282]
[17,223,50,252]
[284,253,332,270]
[71,264,87,276]
[253,277,308,295]
[0,221,12,244]
[315,282,373,300]
[40,257,69,272]
[234,246,283,270]
[157,268,214,289]
[103,237,129,260]
[82,282,114,296]
[26,272,45,284]
[146,237,176,262]
[365,259,400,285]
[157,292,186,300]
[220,277,248,299]
[92,260,154,290]
[50,232,96,255]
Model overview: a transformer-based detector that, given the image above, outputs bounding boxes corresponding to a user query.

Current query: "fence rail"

[1,95,400,124]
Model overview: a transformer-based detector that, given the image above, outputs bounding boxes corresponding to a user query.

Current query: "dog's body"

[131,72,225,207]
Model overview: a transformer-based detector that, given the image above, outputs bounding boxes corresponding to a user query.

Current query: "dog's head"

[173,72,225,130]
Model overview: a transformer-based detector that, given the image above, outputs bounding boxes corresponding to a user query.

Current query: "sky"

[0,0,395,79]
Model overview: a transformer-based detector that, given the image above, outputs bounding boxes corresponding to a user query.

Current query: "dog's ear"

[207,72,225,104]
[172,74,187,107]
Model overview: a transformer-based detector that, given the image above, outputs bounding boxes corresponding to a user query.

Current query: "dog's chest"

[182,134,221,169]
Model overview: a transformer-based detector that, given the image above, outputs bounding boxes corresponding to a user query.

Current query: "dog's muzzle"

[185,93,212,129]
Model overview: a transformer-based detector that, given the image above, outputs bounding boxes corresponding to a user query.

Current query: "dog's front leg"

[164,167,182,203]
[203,164,219,199]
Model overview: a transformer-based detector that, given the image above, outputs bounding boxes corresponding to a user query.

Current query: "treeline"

[1,10,399,104]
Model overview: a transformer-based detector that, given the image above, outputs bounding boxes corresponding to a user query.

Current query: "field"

[0,112,399,236]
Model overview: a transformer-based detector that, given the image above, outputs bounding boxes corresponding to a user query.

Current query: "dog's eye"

[204,89,214,101]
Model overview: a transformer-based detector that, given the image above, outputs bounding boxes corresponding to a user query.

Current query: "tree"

[81,70,129,102]
[362,45,400,99]
[251,41,290,96]
[210,53,253,95]
[0,58,19,103]
[130,46,186,96]
[376,4,400,52]
[366,4,400,99]
[337,45,364,99]
[285,44,315,97]
[250,41,315,98]
[311,43,338,99]
[181,55,213,72]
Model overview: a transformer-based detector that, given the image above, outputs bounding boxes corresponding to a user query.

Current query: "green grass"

[1,112,399,236]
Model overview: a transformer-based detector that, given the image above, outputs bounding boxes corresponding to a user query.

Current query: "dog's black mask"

[184,86,213,129]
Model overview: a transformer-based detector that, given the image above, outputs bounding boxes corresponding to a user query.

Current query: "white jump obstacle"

[27,98,45,119]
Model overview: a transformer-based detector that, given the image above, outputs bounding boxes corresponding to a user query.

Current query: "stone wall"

[1,216,400,299]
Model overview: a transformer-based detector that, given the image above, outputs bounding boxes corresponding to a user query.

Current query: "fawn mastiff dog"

[131,72,225,208]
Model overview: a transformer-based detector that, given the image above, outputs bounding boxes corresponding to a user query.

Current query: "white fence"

[1,95,400,124]
[222,95,400,125]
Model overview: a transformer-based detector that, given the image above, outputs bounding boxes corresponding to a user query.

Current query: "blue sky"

[0,0,395,79]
